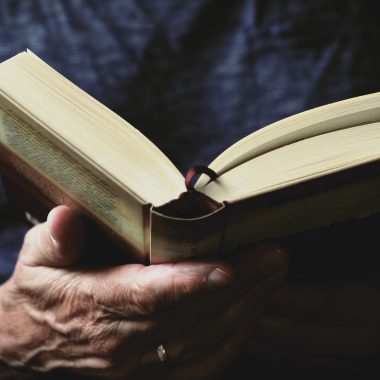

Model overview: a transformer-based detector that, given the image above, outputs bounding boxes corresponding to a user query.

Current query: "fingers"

[83,241,288,379]
[20,205,86,267]
[106,269,287,373]
[133,319,257,380]
[164,318,259,380]
[268,279,380,324]
[91,261,234,317]
[160,269,288,364]
[229,241,288,288]
[186,242,288,315]
[154,242,288,334]
[92,242,288,317]
[109,264,287,373]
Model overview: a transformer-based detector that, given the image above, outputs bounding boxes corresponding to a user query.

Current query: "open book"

[1,51,380,264]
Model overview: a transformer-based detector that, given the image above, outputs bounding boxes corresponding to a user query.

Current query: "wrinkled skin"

[0,206,288,379]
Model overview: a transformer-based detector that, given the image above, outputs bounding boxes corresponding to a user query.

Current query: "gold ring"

[157,344,168,363]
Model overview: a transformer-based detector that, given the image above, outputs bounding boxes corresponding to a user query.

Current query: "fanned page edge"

[195,92,380,189]
[0,50,185,206]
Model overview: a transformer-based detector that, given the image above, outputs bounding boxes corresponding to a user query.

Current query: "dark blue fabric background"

[0,0,379,282]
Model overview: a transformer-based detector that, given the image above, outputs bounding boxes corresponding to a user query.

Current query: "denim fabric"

[0,211,28,280]
[0,0,379,282]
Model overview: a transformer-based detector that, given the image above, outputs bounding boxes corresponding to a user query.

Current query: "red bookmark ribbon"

[185,165,218,191]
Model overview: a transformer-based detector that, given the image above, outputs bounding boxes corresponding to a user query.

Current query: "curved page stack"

[1,51,380,263]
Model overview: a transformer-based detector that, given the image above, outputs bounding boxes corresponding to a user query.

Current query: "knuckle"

[69,317,122,362]
[91,335,121,360]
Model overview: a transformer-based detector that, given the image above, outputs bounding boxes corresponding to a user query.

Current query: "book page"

[0,52,185,206]
[196,92,380,188]
[202,122,380,202]
[0,106,146,254]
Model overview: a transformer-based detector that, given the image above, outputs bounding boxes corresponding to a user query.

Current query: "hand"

[245,276,380,375]
[0,206,288,380]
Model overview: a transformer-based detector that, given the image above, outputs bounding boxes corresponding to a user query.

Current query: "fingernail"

[47,210,58,245]
[257,244,288,275]
[207,268,233,288]
[49,231,58,245]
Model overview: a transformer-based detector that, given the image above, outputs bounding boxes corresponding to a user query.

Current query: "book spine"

[150,204,226,263]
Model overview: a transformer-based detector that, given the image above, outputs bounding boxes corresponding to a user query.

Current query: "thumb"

[20,205,86,267]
